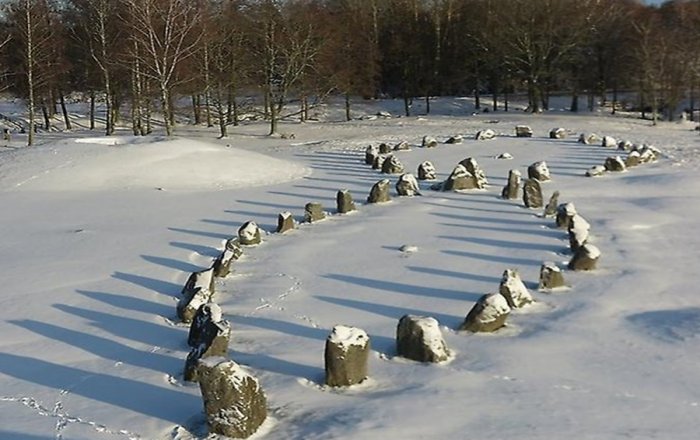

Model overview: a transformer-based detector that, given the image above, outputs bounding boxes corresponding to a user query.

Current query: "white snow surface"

[3,97,700,439]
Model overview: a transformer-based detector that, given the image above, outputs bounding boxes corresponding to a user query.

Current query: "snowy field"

[1,98,700,440]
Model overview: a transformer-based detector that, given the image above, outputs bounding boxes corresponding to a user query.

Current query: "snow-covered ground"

[2,98,700,440]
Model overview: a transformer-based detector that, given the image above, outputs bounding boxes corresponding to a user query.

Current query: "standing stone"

[238,221,262,246]
[550,128,567,139]
[515,125,533,137]
[556,202,577,229]
[396,173,421,196]
[336,190,356,214]
[372,154,386,170]
[177,287,213,324]
[528,161,551,181]
[604,156,626,172]
[538,262,566,291]
[585,165,606,177]
[445,135,463,144]
[396,315,450,363]
[367,179,391,203]
[213,239,243,278]
[417,161,437,180]
[438,164,477,191]
[499,269,533,308]
[422,135,438,148]
[276,211,296,233]
[185,311,231,382]
[638,145,660,163]
[602,136,617,148]
[496,152,514,160]
[324,325,370,387]
[501,169,521,200]
[459,157,488,189]
[522,178,543,208]
[475,129,496,140]
[365,145,379,165]
[618,140,634,151]
[543,191,560,217]
[568,214,590,252]
[381,155,405,174]
[188,303,224,347]
[197,358,267,439]
[459,293,511,333]
[304,202,326,223]
[568,244,601,271]
[393,141,410,151]
[182,267,216,298]
[378,143,392,154]
[625,151,641,168]
[578,133,600,145]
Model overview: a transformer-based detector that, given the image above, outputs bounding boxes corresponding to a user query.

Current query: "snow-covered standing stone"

[528,161,551,182]
[618,140,633,151]
[568,244,601,271]
[188,303,224,347]
[213,239,243,278]
[496,152,514,160]
[417,161,437,180]
[438,164,478,191]
[556,202,577,229]
[475,128,496,140]
[515,125,533,137]
[365,145,379,165]
[324,325,370,387]
[460,293,511,333]
[336,189,356,214]
[381,155,405,174]
[538,262,566,291]
[550,128,567,139]
[304,202,325,223]
[197,358,267,439]
[185,311,231,382]
[585,165,606,177]
[625,151,641,168]
[568,214,590,252]
[459,157,488,188]
[499,269,533,308]
[394,140,410,151]
[178,287,213,324]
[501,169,521,200]
[445,135,463,144]
[379,143,392,154]
[396,315,450,363]
[396,173,421,196]
[578,133,599,145]
[604,156,626,172]
[602,136,617,148]
[422,135,438,148]
[182,267,216,298]
[544,191,560,217]
[367,179,391,203]
[238,221,262,246]
[522,178,543,208]
[276,211,296,233]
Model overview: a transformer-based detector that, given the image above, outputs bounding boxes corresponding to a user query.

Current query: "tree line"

[0,0,697,144]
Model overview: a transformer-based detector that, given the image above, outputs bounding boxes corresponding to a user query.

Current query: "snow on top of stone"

[328,325,369,349]
[207,303,223,323]
[542,262,561,272]
[411,316,449,359]
[240,222,259,240]
[480,294,511,323]
[501,269,533,304]
[570,214,591,233]
[583,244,601,259]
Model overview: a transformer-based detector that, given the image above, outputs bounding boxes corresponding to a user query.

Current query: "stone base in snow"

[325,325,370,387]
[460,293,511,333]
[396,315,450,363]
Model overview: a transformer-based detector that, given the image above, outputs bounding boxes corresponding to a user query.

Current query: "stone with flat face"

[460,293,511,333]
[367,179,391,203]
[304,202,326,223]
[276,211,296,233]
[417,161,437,180]
[522,178,543,208]
[396,315,450,363]
[501,169,521,200]
[568,244,600,271]
[336,189,356,214]
[325,325,370,387]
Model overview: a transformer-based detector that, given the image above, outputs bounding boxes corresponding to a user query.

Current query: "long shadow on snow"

[431,211,538,227]
[167,226,230,240]
[229,349,323,383]
[315,296,463,336]
[112,271,181,297]
[141,255,202,273]
[0,432,53,440]
[234,199,300,211]
[268,190,336,203]
[323,273,480,302]
[439,235,562,253]
[405,265,501,285]
[169,241,221,258]
[77,290,172,317]
[438,222,562,239]
[442,249,542,267]
[626,307,700,343]
[0,353,196,424]
[10,319,181,373]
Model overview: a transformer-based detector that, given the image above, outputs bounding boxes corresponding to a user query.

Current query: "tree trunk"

[403,91,410,117]
[425,95,430,114]
[690,83,695,122]
[345,93,351,122]
[25,0,35,146]
[504,87,509,112]
[612,83,618,115]
[203,45,212,127]
[216,89,227,138]
[89,91,95,130]
[571,85,579,112]
[161,86,173,136]
[41,102,49,130]
[269,93,278,135]
[192,95,201,125]
[59,92,71,130]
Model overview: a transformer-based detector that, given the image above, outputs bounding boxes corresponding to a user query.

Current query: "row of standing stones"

[172,125,661,438]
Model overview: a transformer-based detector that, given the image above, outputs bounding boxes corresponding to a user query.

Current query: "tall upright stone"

[459,293,511,333]
[498,269,533,308]
[556,202,577,229]
[604,156,626,172]
[365,145,379,165]
[177,287,213,324]
[568,214,590,252]
[602,136,617,148]
[422,135,438,148]
[550,128,567,139]
[538,262,566,291]
[439,164,477,191]
[372,154,386,170]
[396,173,421,196]
[304,202,325,223]
[185,307,231,382]
[367,179,391,203]
[276,211,296,233]
[528,161,551,181]
[568,244,601,271]
[213,239,243,278]
[501,169,521,200]
[378,143,392,154]
[459,157,488,189]
[197,358,267,439]
[543,191,560,217]
[417,161,437,180]
[381,155,405,174]
[324,325,370,387]
[336,189,356,214]
[522,178,543,208]
[396,315,450,363]
[238,221,262,246]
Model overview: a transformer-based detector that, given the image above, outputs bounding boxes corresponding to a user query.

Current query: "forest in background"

[0,0,698,143]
